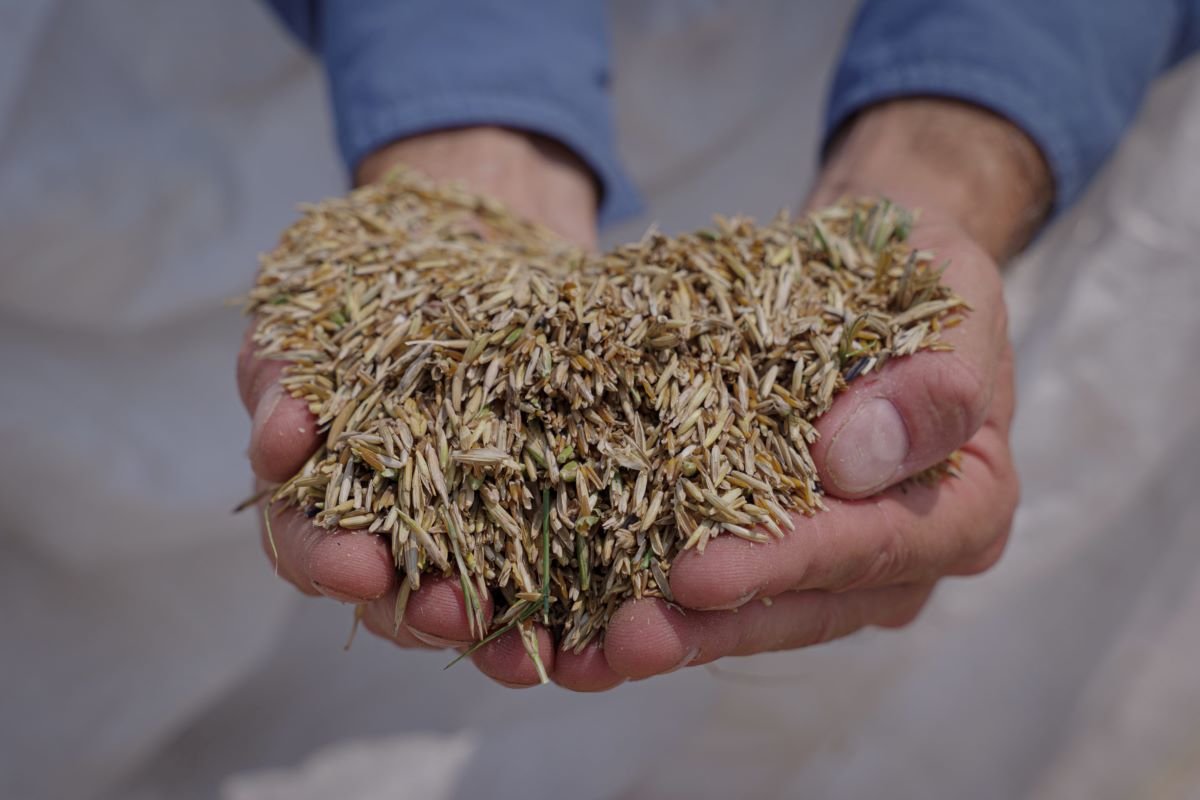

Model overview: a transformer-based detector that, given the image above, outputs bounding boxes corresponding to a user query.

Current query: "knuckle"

[958,532,1010,576]
[856,541,905,588]
[809,598,856,645]
[875,587,932,629]
[958,463,1019,577]
[956,518,1014,577]
[964,494,1017,575]
[845,505,914,589]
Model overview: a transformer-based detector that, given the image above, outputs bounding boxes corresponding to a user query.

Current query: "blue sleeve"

[262,1,640,226]
[825,0,1200,216]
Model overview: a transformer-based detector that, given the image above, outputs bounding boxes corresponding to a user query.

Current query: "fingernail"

[405,624,470,649]
[826,398,909,494]
[311,580,365,604]
[696,588,759,612]
[250,383,284,453]
[666,646,700,674]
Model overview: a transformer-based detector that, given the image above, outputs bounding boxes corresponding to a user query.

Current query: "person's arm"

[262,0,638,226]
[825,0,1200,224]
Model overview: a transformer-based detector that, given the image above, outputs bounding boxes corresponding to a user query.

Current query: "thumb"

[812,349,992,498]
[811,220,1006,499]
[237,324,321,482]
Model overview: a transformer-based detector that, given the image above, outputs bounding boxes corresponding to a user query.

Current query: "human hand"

[240,127,631,690]
[598,100,1052,678]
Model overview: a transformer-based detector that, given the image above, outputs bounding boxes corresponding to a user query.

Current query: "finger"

[260,499,396,602]
[239,325,321,482]
[400,577,494,648]
[360,580,494,649]
[470,624,557,688]
[258,521,318,596]
[551,642,626,692]
[812,216,1008,498]
[237,324,271,414]
[669,418,1017,610]
[604,584,933,680]
[362,591,437,649]
[250,380,321,483]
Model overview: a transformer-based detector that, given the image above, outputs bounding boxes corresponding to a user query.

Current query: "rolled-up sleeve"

[263,1,640,225]
[825,0,1200,216]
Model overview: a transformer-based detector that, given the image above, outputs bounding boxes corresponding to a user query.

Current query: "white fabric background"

[2,2,1198,799]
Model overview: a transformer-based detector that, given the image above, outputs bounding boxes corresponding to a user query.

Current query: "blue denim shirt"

[266,1,1200,224]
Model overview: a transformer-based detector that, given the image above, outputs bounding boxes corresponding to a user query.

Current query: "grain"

[245,169,964,658]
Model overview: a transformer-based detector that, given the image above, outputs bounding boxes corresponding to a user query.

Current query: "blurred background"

[3,2,1199,799]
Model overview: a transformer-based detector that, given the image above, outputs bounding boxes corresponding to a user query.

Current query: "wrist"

[356,126,599,248]
[812,99,1053,262]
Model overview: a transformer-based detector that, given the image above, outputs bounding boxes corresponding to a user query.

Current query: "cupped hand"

[603,209,1018,678]
[601,99,1051,680]
[241,127,627,690]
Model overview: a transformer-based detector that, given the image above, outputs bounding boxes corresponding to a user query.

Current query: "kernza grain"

[245,169,965,668]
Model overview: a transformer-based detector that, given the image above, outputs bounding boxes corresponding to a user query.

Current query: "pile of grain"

[246,170,963,662]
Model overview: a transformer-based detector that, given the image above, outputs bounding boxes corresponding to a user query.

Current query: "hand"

[240,127,629,690]
[598,100,1051,678]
